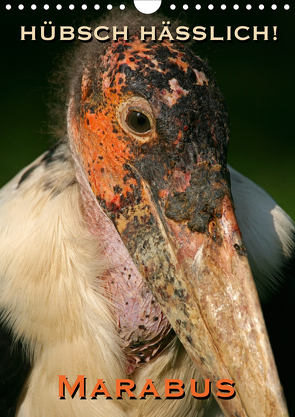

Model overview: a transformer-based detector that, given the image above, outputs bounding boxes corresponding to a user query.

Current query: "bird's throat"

[73,150,174,375]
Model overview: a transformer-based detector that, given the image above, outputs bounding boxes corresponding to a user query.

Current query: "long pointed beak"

[114,168,288,417]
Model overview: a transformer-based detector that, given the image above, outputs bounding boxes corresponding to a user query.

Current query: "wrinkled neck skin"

[68,122,174,375]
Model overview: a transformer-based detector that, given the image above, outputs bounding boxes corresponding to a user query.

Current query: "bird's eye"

[127,111,151,133]
[117,97,155,142]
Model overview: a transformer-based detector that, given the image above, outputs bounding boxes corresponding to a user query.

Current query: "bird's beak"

[112,162,288,417]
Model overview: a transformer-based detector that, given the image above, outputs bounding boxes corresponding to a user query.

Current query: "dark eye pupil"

[137,116,146,126]
[127,111,151,133]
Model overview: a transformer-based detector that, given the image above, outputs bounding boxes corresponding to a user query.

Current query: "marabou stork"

[0,13,294,417]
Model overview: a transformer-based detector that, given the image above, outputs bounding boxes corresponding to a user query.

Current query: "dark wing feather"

[262,239,295,416]
[0,326,30,416]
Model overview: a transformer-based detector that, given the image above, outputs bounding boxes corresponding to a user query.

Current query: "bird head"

[65,23,288,417]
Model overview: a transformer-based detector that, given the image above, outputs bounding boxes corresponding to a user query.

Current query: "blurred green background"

[0,1,294,220]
